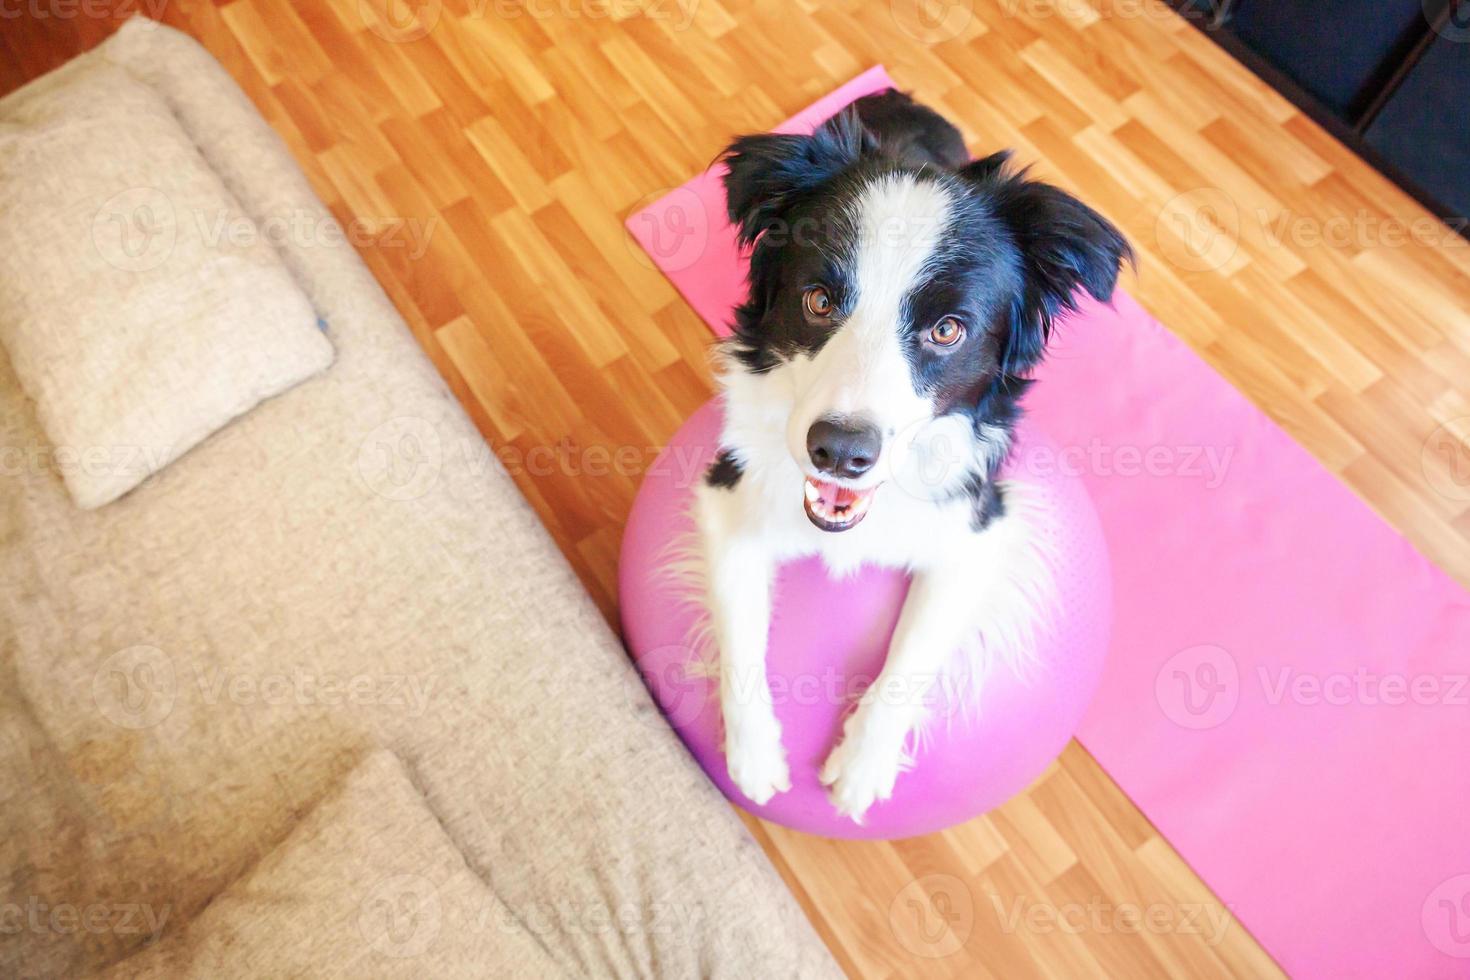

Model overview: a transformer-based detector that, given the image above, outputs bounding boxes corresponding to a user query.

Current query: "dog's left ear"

[721,109,874,248]
[960,156,1133,376]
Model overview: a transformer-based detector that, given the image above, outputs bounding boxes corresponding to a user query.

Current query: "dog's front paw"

[819,708,908,824]
[724,716,791,805]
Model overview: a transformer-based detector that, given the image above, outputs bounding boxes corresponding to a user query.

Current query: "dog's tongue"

[803,476,878,531]
[810,478,860,508]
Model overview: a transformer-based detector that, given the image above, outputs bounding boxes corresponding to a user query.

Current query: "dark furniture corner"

[1171,0,1469,234]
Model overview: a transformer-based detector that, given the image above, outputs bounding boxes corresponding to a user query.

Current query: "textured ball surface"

[619,399,1112,839]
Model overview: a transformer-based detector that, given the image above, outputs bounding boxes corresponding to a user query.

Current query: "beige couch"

[0,19,838,979]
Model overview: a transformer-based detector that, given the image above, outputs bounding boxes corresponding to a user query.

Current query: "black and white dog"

[694,91,1131,823]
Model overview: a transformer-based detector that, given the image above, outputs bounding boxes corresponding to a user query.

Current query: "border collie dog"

[694,90,1131,823]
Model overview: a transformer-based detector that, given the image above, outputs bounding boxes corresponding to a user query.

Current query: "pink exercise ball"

[618,398,1111,839]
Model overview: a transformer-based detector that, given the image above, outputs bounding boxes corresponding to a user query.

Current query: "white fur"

[783,175,951,490]
[691,173,1060,823]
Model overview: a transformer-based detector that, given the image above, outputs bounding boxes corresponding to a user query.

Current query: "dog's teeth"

[803,479,878,530]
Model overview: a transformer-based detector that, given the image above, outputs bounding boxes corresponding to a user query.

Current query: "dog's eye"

[928,317,964,347]
[803,286,833,321]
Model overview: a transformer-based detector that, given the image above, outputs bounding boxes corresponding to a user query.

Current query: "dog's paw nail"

[726,736,791,805]
[821,732,903,823]
[829,785,875,824]
[745,784,775,805]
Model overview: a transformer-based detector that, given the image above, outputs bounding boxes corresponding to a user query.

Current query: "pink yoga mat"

[625,67,1470,978]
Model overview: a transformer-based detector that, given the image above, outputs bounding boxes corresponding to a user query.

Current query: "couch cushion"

[0,59,332,509]
[104,750,561,978]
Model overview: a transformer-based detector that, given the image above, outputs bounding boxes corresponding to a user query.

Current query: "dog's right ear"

[720,110,872,248]
[958,154,1133,377]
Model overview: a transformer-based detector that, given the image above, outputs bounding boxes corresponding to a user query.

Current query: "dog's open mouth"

[803,477,878,532]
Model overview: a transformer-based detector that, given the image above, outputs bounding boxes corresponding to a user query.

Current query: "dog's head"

[719,109,1131,532]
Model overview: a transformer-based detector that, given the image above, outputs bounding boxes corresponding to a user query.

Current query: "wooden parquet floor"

[8,1,1470,975]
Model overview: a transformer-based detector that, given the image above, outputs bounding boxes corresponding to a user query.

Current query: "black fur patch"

[967,478,1007,532]
[852,89,969,170]
[705,450,744,489]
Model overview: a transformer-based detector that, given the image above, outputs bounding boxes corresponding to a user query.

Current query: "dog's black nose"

[807,417,881,479]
